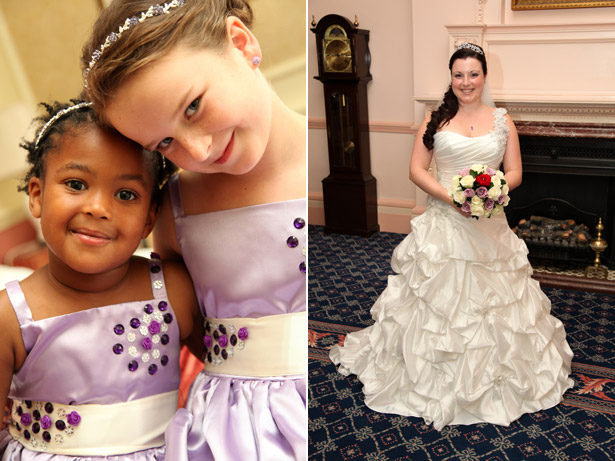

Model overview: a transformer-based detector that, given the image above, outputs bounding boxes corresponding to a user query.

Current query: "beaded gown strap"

[147,254,168,301]
[5,280,36,351]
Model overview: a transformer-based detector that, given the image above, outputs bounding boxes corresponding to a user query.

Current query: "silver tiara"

[84,0,187,87]
[34,102,93,149]
[455,43,484,55]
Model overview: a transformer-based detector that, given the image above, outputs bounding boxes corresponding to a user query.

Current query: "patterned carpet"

[308,225,615,460]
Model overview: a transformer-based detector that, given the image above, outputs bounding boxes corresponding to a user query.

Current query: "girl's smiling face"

[29,125,157,277]
[104,20,271,176]
[450,57,486,105]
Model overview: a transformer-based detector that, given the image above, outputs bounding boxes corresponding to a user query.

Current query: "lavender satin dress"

[0,258,181,460]
[164,175,307,460]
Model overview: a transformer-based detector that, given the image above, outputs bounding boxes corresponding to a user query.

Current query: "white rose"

[460,175,475,188]
[495,170,505,179]
[488,186,501,199]
[470,164,485,174]
[471,203,485,216]
[492,177,502,188]
[502,184,509,195]
[453,191,466,204]
[503,195,510,206]
[492,205,504,215]
[471,195,482,206]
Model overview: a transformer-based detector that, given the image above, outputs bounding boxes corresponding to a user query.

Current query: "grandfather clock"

[311,14,379,237]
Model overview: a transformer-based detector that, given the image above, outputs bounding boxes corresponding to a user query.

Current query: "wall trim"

[308,117,419,134]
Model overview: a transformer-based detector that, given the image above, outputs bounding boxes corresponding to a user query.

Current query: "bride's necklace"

[461,110,481,132]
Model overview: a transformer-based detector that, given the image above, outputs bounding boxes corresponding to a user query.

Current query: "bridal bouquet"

[449,164,510,219]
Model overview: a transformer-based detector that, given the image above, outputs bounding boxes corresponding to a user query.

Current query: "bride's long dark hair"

[423,45,488,150]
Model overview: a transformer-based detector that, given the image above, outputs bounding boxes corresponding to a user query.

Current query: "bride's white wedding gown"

[329,108,574,431]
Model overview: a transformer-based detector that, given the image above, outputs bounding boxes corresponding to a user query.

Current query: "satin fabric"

[164,175,307,460]
[330,108,574,431]
[0,258,180,460]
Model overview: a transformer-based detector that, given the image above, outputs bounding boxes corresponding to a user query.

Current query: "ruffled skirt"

[329,199,574,430]
[165,371,307,460]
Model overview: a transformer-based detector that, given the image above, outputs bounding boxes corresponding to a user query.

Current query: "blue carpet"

[308,225,615,460]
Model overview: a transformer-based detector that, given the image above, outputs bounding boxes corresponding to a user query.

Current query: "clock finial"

[354,15,359,28]
[311,15,316,27]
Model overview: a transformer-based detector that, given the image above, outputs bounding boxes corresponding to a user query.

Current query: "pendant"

[470,126,474,131]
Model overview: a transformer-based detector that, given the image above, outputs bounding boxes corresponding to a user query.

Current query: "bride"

[329,43,574,431]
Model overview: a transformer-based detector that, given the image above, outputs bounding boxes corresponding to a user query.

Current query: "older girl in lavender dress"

[0,100,200,459]
[81,1,306,459]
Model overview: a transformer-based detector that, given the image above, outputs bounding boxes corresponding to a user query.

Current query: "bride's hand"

[453,205,472,218]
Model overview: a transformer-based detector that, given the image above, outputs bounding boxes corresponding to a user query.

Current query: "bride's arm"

[502,114,522,191]
[409,116,455,207]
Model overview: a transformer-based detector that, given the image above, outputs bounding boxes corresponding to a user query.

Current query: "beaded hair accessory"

[455,42,484,55]
[34,102,93,150]
[84,0,187,87]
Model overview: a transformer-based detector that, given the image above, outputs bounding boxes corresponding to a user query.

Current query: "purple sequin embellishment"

[144,304,154,314]
[114,324,125,335]
[287,236,299,248]
[23,430,30,440]
[161,334,170,345]
[113,343,124,355]
[300,261,306,273]
[161,355,169,366]
[148,364,158,375]
[55,420,66,431]
[294,217,305,229]
[128,361,139,372]
[158,301,168,311]
[164,313,173,324]
[150,264,161,274]
[130,318,140,329]
[43,431,51,442]
[44,403,53,414]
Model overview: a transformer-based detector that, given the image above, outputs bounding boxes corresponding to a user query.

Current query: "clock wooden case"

[311,14,379,237]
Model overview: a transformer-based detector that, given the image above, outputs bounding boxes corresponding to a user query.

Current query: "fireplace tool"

[585,217,609,279]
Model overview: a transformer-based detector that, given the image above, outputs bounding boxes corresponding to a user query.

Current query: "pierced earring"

[252,56,261,67]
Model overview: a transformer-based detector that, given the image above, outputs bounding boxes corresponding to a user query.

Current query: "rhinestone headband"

[34,102,93,150]
[455,43,484,55]
[85,0,187,87]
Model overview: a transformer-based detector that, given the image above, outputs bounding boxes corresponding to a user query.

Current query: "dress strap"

[5,281,37,352]
[167,174,184,220]
[147,254,168,301]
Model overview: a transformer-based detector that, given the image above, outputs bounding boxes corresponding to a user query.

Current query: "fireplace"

[505,122,615,269]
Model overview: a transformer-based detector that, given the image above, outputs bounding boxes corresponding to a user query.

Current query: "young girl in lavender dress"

[82,1,306,459]
[0,100,200,460]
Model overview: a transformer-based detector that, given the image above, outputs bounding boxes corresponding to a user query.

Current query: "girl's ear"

[28,177,43,219]
[141,202,158,240]
[226,16,261,65]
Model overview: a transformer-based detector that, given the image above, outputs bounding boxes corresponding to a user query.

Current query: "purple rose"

[461,201,471,213]
[66,411,81,426]
[498,194,506,205]
[142,337,153,350]
[463,188,475,198]
[459,167,470,176]
[40,415,51,430]
[20,413,32,426]
[148,320,161,335]
[203,335,213,348]
[484,198,495,211]
[218,334,228,348]
[476,186,488,199]
[238,327,248,341]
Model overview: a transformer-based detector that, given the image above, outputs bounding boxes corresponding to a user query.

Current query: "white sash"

[9,390,178,456]
[203,311,306,377]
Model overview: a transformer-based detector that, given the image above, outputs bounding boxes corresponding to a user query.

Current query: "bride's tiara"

[455,43,484,55]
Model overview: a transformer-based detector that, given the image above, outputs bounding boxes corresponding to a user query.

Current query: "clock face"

[323,25,352,73]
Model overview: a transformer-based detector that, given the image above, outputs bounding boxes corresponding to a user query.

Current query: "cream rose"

[460,175,475,188]
[488,186,501,199]
[453,191,466,204]
[470,203,485,216]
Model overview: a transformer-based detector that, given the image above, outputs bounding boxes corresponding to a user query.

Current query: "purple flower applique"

[142,337,153,350]
[20,413,32,426]
[238,327,248,341]
[204,335,213,348]
[66,411,81,426]
[148,320,161,335]
[218,334,228,348]
[40,415,51,430]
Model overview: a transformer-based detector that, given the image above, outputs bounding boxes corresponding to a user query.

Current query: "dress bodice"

[5,258,181,405]
[168,175,306,319]
[432,107,509,190]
